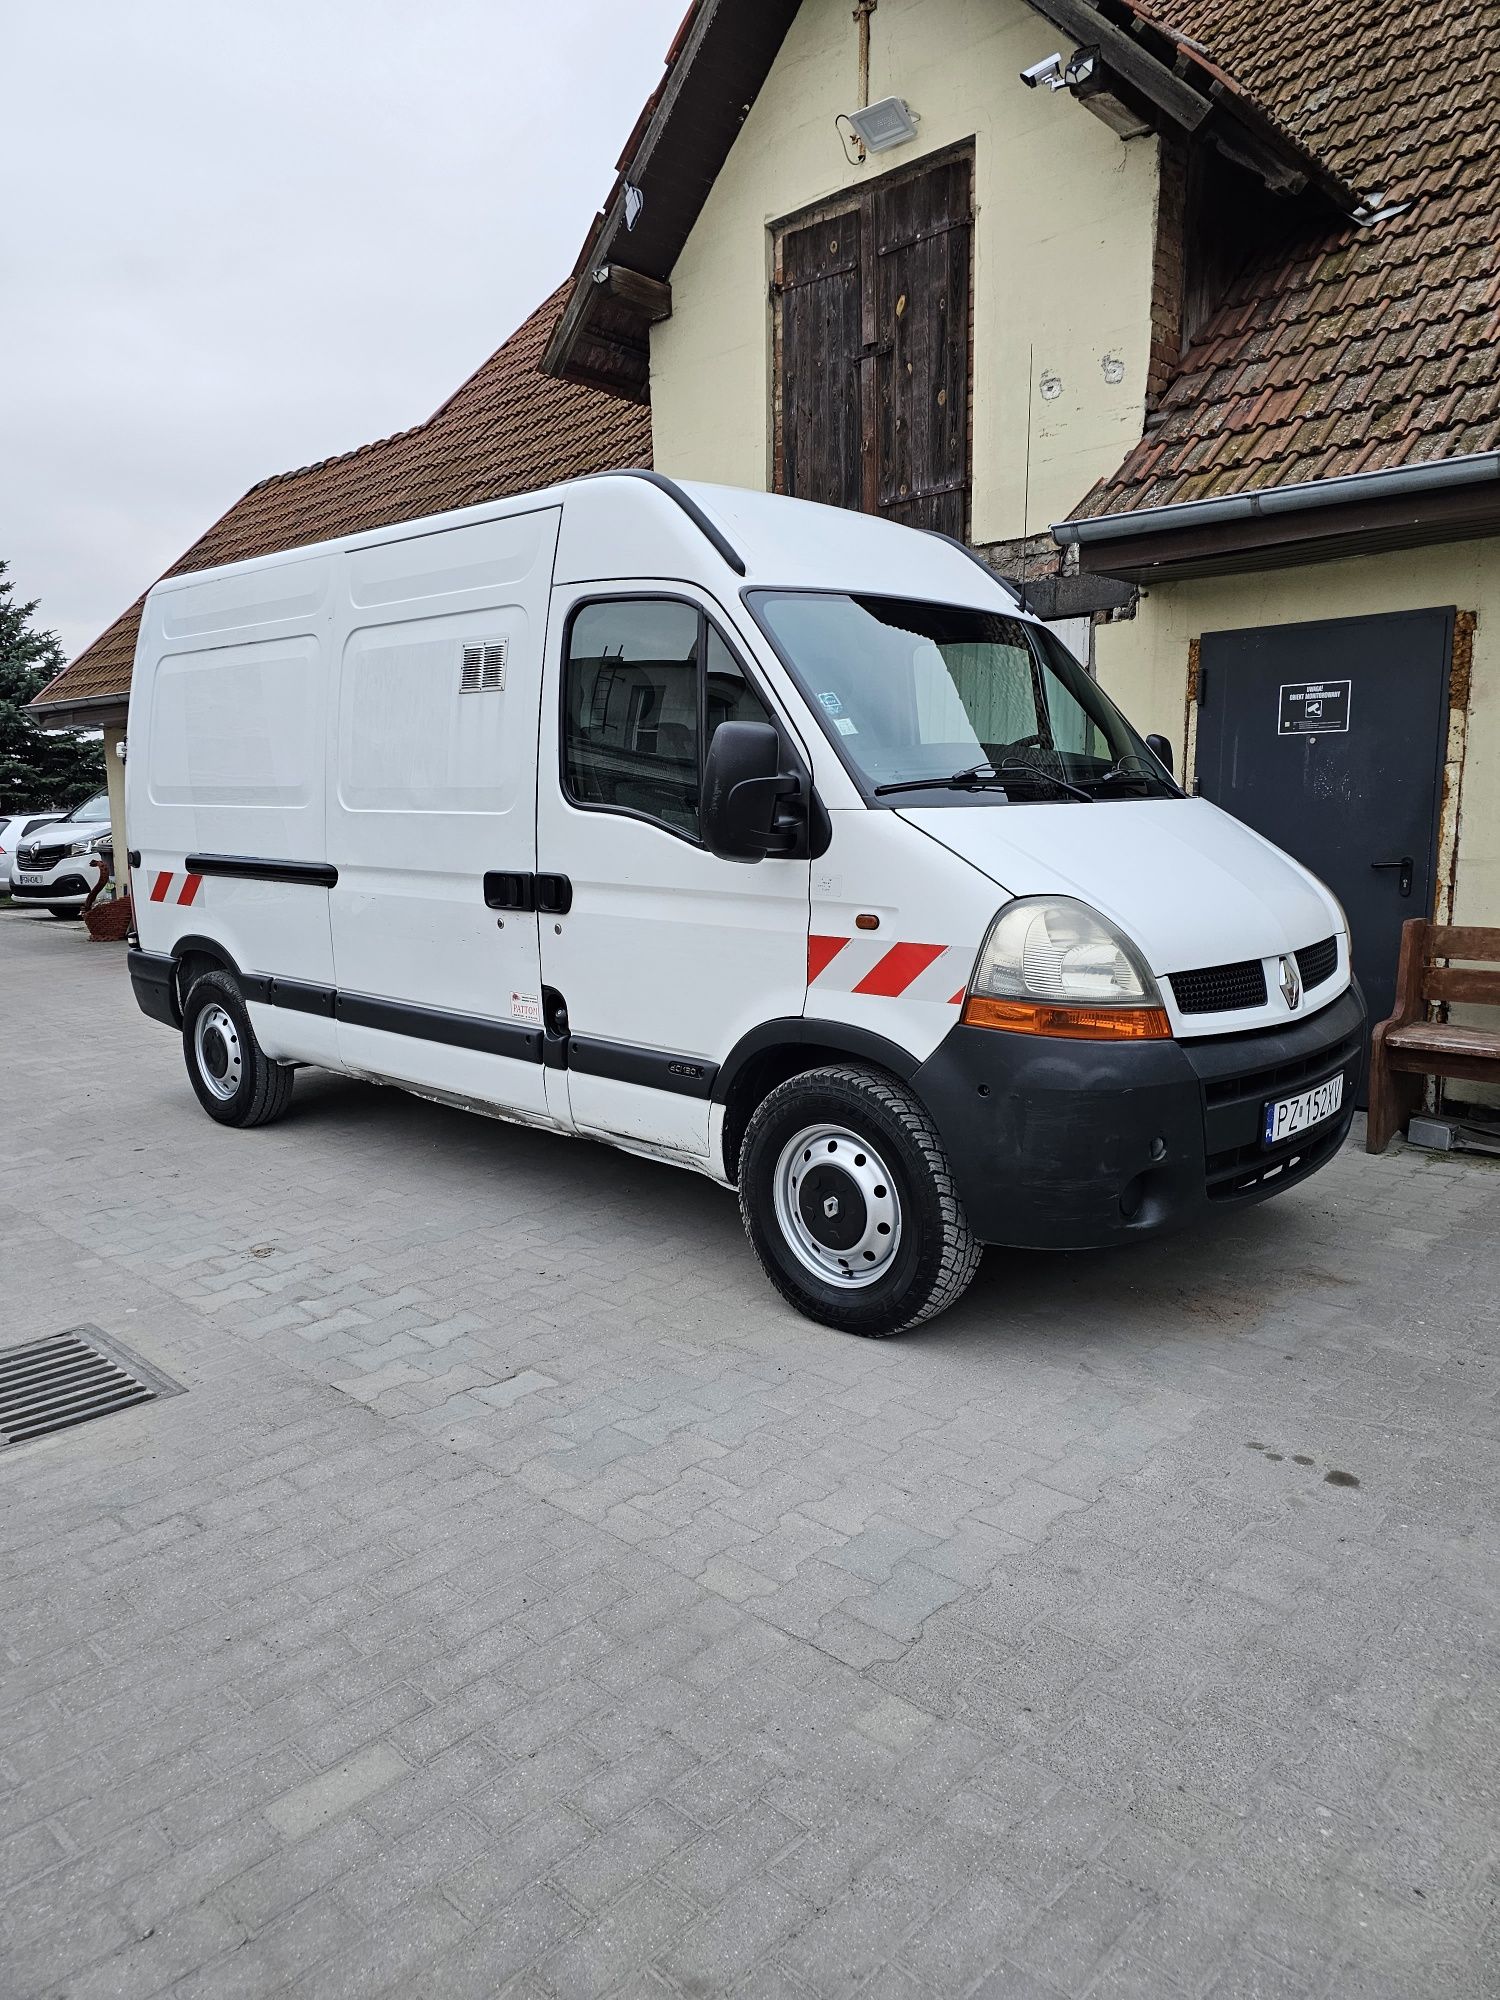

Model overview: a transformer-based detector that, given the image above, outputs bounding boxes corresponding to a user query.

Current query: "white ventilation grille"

[460,641,508,693]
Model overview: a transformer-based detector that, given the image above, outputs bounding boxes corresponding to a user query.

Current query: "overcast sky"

[2,0,686,660]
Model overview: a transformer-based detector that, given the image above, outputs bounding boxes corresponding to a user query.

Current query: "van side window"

[705,627,773,736]
[564,601,776,840]
[565,600,701,833]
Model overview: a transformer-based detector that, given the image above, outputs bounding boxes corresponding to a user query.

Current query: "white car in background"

[7,792,113,917]
[0,811,67,882]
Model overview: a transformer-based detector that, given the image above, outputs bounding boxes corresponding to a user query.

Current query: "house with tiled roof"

[541,0,1500,1036]
[31,287,650,862]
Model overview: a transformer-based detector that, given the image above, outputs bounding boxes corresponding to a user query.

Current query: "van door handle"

[1371,856,1413,897]
[483,871,535,911]
[536,873,573,915]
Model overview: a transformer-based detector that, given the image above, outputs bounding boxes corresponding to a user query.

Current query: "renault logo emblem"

[1278,955,1301,1010]
[823,1195,841,1220]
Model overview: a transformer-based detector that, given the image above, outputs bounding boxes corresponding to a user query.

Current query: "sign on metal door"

[1278,680,1351,735]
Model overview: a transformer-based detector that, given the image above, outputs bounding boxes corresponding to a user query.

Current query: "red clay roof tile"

[1076,0,1500,522]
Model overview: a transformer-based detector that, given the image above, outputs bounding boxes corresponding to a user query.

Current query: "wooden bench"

[1367,920,1500,1152]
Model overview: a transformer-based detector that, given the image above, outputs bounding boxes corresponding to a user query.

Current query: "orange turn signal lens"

[961,996,1173,1040]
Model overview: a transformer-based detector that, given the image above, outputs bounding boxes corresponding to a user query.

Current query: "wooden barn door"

[776,209,864,513]
[773,149,972,539]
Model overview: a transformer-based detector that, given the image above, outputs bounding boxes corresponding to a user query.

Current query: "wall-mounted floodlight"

[844,95,920,153]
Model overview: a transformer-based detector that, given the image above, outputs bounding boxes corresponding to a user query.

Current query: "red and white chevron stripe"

[808,935,968,1006]
[147,870,203,907]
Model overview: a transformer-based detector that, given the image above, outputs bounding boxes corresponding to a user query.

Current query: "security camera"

[1020,52,1066,89]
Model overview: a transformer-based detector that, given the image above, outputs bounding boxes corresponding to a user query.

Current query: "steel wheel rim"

[194,1003,243,1101]
[772,1123,902,1288]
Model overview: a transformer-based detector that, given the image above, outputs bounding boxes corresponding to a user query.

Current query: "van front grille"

[1296,936,1338,990]
[1201,1021,1366,1111]
[1169,958,1268,1016]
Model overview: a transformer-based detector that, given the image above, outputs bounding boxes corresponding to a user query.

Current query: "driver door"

[536,586,812,1159]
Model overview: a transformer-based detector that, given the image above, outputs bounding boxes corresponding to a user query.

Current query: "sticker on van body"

[510,991,543,1025]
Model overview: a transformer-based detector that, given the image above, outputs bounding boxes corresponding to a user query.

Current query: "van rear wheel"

[182,970,294,1128]
[739,1064,981,1336]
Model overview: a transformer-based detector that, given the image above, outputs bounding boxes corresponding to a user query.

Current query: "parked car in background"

[0,812,67,886]
[7,792,113,917]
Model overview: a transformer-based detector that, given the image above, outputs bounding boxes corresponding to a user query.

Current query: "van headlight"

[963,897,1171,1040]
[69,834,111,856]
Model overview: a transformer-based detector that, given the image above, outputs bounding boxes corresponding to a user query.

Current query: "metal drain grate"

[0,1328,178,1448]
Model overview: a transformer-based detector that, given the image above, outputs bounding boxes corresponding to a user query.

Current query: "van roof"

[142,473,1030,620]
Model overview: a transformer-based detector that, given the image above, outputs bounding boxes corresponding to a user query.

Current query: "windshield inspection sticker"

[834,716,859,736]
[817,691,844,715]
[510,991,543,1026]
[1279,680,1351,735]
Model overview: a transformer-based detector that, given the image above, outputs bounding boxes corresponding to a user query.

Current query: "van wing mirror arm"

[725,769,808,858]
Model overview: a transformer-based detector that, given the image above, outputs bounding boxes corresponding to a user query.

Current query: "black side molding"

[568,1034,718,1100]
[185,854,338,888]
[335,991,543,1064]
[259,977,336,1016]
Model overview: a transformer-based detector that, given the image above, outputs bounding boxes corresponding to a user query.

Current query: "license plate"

[17,872,44,886]
[1264,1072,1344,1146]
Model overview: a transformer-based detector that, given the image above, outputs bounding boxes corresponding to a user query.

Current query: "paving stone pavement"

[2,910,1498,2000]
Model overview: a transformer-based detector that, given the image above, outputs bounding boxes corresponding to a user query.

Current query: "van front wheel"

[182,970,294,1128]
[739,1064,981,1336]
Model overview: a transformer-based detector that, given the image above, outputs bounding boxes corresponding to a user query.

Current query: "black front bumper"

[912,984,1366,1251]
[10,874,92,902]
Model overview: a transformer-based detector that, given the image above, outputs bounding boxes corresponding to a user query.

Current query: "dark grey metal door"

[1195,608,1452,1055]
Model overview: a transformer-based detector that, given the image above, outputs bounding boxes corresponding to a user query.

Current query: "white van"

[125,474,1363,1335]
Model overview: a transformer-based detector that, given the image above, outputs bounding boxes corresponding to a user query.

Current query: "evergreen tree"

[0,561,106,813]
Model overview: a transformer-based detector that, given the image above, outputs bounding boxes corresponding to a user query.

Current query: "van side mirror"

[1144,732,1174,777]
[702,720,801,862]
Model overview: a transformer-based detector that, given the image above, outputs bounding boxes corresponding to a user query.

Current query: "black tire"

[48,906,81,919]
[738,1063,981,1336]
[181,969,295,1128]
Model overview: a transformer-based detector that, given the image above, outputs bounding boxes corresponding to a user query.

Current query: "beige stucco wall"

[1094,539,1500,931]
[649,0,1161,543]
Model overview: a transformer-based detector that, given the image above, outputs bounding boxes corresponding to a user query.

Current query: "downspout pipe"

[1053,451,1500,546]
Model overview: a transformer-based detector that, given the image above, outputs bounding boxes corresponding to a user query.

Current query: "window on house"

[563,599,775,839]
[773,150,972,541]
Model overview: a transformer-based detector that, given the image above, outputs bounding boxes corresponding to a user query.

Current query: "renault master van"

[125,474,1363,1335]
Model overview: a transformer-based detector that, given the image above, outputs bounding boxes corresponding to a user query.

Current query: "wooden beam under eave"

[594,264,673,323]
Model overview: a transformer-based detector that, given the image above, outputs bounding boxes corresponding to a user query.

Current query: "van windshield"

[750,592,1177,803]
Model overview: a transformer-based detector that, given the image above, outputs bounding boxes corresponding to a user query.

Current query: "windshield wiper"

[874,761,1094,802]
[992,763,1094,802]
[1085,754,1176,795]
[873,764,1003,797]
